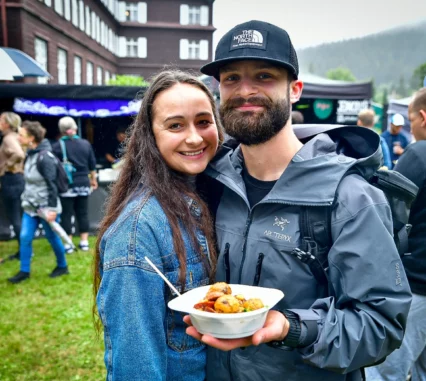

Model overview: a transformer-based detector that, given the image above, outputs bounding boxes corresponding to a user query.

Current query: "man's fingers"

[186,326,203,341]
[201,335,252,351]
[183,315,192,326]
[252,311,286,346]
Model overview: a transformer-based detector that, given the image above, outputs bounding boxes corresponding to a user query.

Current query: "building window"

[118,2,146,23]
[180,5,208,26]
[97,67,103,85]
[74,55,82,85]
[188,6,200,25]
[57,48,68,84]
[96,15,100,43]
[44,0,52,6]
[35,38,48,84]
[54,0,63,15]
[64,0,71,20]
[179,39,208,60]
[86,61,93,85]
[79,0,84,31]
[71,0,78,27]
[125,3,137,21]
[91,11,96,39]
[85,6,91,35]
[105,70,110,84]
[126,38,138,57]
[118,37,146,58]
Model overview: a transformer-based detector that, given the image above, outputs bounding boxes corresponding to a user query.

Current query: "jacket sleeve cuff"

[290,309,319,347]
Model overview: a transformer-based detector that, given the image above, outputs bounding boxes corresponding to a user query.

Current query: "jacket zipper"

[223,243,231,283]
[253,253,264,286]
[238,212,253,284]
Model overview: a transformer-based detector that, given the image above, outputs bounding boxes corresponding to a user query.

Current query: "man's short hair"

[357,109,375,128]
[411,87,426,113]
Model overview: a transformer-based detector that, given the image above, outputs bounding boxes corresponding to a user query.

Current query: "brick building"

[0,0,215,84]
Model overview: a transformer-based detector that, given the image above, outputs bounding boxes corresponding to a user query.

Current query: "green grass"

[0,237,105,381]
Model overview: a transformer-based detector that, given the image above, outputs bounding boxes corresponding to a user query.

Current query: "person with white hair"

[52,116,97,253]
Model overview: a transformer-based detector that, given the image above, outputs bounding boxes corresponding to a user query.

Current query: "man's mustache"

[222,97,272,110]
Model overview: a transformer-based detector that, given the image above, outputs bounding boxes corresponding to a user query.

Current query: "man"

[105,126,126,166]
[186,20,412,380]
[357,109,392,169]
[366,88,426,381]
[381,113,410,168]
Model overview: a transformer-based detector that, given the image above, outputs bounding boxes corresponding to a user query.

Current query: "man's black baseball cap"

[201,20,299,81]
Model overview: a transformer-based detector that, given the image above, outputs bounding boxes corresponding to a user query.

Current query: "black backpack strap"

[36,150,48,174]
[292,205,334,292]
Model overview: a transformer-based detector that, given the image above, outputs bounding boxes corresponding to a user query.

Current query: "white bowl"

[168,284,284,339]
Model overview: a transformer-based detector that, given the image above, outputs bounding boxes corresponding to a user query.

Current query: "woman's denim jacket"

[97,190,210,381]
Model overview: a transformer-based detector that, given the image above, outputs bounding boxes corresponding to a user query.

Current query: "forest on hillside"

[298,21,426,99]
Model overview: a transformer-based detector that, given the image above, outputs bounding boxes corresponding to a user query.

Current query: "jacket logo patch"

[264,217,292,242]
[273,216,289,231]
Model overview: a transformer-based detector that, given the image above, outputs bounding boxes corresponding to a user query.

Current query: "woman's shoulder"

[106,190,164,228]
[100,190,170,263]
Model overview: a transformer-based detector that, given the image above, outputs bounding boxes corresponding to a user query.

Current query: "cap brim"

[200,56,298,81]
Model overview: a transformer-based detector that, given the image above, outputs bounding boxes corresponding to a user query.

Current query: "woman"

[7,121,68,284]
[52,116,97,253]
[0,112,25,260]
[94,70,223,381]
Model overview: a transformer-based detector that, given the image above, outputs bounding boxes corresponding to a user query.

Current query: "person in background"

[0,112,25,261]
[185,20,412,381]
[105,126,126,166]
[7,121,68,284]
[93,70,223,380]
[357,109,392,169]
[52,116,97,253]
[381,113,410,168]
[291,110,304,124]
[366,87,426,381]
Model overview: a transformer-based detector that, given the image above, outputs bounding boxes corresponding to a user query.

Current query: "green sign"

[371,102,384,133]
[313,99,333,120]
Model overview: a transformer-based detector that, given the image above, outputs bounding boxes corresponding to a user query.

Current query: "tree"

[326,67,356,82]
[308,62,315,74]
[107,75,149,86]
[411,62,426,90]
[396,75,407,98]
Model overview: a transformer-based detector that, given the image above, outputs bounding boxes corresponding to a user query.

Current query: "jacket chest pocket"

[165,259,209,352]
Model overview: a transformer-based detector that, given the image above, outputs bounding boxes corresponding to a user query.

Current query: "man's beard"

[219,92,291,146]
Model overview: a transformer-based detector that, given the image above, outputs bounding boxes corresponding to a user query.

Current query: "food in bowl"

[168,284,284,339]
[194,282,264,313]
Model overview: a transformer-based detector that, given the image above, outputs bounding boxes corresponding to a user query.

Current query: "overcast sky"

[212,0,426,50]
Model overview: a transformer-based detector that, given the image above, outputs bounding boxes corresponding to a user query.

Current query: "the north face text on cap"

[230,29,267,51]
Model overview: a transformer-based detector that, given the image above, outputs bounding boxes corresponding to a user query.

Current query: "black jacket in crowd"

[395,140,426,295]
[52,137,96,189]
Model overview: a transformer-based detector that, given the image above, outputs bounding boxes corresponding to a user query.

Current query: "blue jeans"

[366,293,426,381]
[20,212,67,273]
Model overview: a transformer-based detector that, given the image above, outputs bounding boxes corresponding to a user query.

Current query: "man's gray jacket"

[204,125,412,381]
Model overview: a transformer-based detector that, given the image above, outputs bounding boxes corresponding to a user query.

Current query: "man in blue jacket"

[381,113,410,168]
[186,20,412,380]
